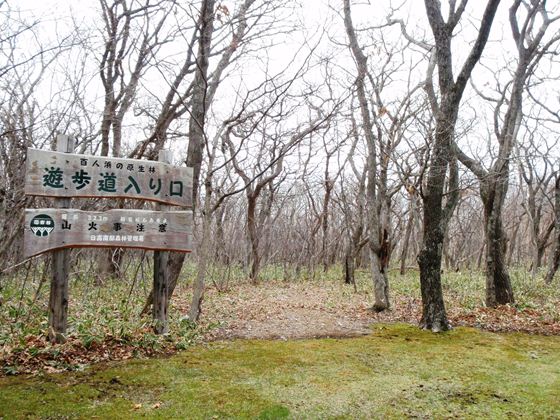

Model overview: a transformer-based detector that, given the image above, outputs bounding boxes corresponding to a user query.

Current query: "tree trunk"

[188,189,212,322]
[343,0,391,312]
[545,235,560,284]
[477,242,485,270]
[417,110,458,331]
[545,174,560,284]
[418,186,449,331]
[344,251,355,286]
[534,245,545,275]
[507,221,520,265]
[481,180,515,306]
[246,193,261,283]
[344,238,360,293]
[214,205,229,265]
[184,0,216,320]
[443,230,452,272]
[399,196,416,275]
[321,178,333,272]
[99,248,123,284]
[140,0,216,316]
[371,248,389,311]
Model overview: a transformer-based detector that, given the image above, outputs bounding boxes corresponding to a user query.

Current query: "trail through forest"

[192,281,560,341]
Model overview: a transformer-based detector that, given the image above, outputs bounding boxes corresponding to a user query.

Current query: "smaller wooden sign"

[24,208,193,258]
[25,148,193,207]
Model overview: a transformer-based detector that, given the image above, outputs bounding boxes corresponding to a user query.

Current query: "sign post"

[48,134,72,343]
[24,139,193,341]
[153,150,172,334]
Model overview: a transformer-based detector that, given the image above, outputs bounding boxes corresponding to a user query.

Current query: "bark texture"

[455,0,558,305]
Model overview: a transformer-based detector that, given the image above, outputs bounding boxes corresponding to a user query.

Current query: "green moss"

[1,324,560,419]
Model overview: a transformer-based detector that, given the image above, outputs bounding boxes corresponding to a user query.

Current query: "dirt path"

[173,281,560,340]
[175,282,421,340]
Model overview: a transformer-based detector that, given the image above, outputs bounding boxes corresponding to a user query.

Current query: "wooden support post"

[48,134,73,343]
[153,150,171,334]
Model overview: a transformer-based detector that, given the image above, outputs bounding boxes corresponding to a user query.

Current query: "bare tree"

[417,0,501,330]
[455,0,559,305]
[0,1,74,266]
[519,149,555,276]
[141,0,283,313]
[545,170,560,283]
[98,0,174,157]
[336,124,367,287]
[342,0,391,311]
[343,0,432,311]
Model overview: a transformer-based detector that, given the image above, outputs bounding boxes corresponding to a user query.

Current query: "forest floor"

[1,323,559,419]
[1,265,560,376]
[1,266,560,417]
[191,279,560,342]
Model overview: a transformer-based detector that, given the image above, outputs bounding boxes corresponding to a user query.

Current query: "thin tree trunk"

[188,188,212,321]
[214,205,229,266]
[186,0,217,320]
[99,248,123,283]
[344,250,355,286]
[247,194,260,283]
[477,242,486,270]
[507,220,520,265]
[545,174,560,284]
[321,178,333,272]
[400,197,416,275]
[343,0,390,311]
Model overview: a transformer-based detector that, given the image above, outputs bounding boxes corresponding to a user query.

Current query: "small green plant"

[2,364,18,375]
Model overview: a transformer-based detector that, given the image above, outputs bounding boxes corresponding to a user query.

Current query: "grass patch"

[0,323,559,418]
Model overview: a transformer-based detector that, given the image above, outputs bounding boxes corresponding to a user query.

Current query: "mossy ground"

[1,323,559,419]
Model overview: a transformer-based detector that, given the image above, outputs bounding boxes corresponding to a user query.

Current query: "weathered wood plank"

[25,148,193,207]
[24,208,193,258]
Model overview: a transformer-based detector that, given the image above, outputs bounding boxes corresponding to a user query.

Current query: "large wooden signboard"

[24,208,193,258]
[25,148,193,207]
[24,139,193,341]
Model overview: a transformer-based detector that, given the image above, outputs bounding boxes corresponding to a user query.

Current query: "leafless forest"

[1,0,560,334]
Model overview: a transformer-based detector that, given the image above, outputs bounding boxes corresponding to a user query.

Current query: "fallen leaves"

[450,304,560,335]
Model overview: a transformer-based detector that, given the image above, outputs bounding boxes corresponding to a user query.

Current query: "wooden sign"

[25,148,193,207]
[24,208,193,258]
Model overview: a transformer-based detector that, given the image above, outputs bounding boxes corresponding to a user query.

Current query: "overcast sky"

[7,0,560,173]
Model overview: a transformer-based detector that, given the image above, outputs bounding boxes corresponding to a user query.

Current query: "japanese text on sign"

[26,149,192,207]
[24,208,193,258]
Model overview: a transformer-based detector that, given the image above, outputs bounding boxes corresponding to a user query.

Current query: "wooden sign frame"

[24,136,194,341]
